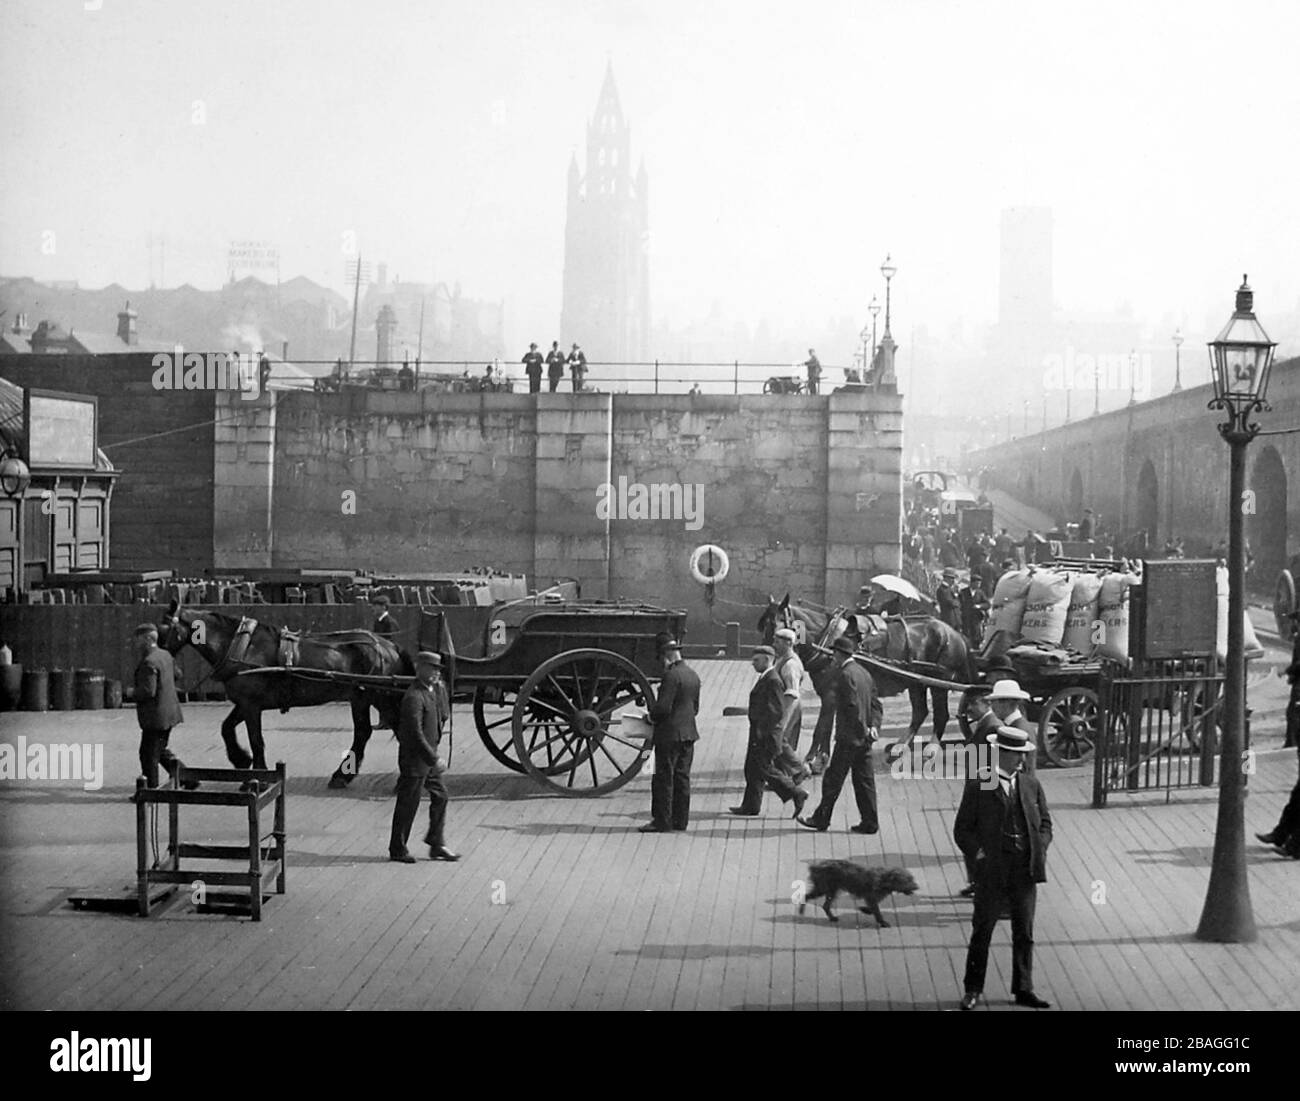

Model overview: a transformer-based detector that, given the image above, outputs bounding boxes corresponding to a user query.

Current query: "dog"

[799,860,919,927]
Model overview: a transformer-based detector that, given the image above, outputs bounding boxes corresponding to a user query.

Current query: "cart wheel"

[1038,686,1098,768]
[473,687,585,776]
[1275,569,1296,641]
[512,648,656,796]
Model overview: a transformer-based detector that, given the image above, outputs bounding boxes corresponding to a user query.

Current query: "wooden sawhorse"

[134,762,286,921]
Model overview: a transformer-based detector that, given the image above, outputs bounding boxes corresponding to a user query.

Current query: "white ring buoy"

[689,544,730,585]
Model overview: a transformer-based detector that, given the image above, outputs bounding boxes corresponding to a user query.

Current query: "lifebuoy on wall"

[689,544,730,586]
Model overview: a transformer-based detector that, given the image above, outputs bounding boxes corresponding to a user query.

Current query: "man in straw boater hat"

[389,651,459,863]
[797,635,882,834]
[954,724,1053,1010]
[729,646,809,819]
[985,677,1037,776]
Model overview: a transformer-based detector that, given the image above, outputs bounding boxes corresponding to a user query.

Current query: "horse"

[160,602,412,786]
[758,593,972,753]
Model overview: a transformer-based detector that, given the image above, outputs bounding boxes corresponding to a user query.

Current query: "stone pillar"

[213,388,275,567]
[533,394,613,598]
[823,389,903,603]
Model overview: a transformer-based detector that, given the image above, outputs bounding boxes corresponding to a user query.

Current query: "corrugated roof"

[0,376,115,472]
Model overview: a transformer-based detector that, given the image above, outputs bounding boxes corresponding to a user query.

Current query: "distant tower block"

[561,63,650,364]
[376,304,398,367]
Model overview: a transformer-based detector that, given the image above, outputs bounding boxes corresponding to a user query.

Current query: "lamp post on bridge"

[1196,275,1275,944]
[877,257,898,388]
[1173,328,1184,392]
[868,295,880,374]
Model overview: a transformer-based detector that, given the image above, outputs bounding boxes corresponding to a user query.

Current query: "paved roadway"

[0,659,1295,1012]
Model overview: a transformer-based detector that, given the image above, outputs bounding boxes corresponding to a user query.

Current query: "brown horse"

[161,603,411,785]
[758,594,972,750]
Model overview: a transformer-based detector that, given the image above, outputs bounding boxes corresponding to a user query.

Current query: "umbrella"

[866,574,927,602]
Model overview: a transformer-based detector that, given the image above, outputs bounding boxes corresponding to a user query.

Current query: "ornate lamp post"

[880,256,896,335]
[868,294,881,361]
[1172,328,1184,392]
[0,449,31,498]
[1196,275,1275,944]
[877,258,898,387]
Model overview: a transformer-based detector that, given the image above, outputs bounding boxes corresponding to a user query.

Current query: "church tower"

[561,63,650,364]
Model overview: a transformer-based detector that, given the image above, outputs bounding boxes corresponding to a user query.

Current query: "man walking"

[956,725,1052,1010]
[730,646,809,818]
[804,349,822,395]
[567,343,588,391]
[545,341,566,392]
[389,651,459,863]
[797,636,882,834]
[641,639,700,832]
[133,624,198,790]
[772,627,806,753]
[522,342,544,393]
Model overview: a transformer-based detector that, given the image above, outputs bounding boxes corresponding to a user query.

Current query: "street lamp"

[880,256,897,337]
[868,294,881,360]
[1172,328,1184,391]
[0,448,31,498]
[1127,349,1138,405]
[1196,274,1275,945]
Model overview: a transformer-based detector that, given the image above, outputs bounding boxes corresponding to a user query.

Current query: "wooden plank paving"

[1,660,1298,1011]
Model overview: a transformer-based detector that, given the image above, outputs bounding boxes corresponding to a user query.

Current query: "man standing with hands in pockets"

[389,651,459,863]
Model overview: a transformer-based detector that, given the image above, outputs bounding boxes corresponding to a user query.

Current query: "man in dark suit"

[730,646,808,818]
[371,595,399,639]
[545,341,566,392]
[1258,611,1300,856]
[567,343,588,391]
[798,636,882,833]
[389,651,459,863]
[956,725,1052,1009]
[641,640,700,832]
[133,624,198,790]
[522,343,544,393]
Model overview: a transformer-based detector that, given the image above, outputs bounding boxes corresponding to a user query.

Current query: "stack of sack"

[984,565,1140,662]
[1215,565,1264,660]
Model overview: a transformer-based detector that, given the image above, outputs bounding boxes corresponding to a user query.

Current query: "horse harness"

[174,615,301,679]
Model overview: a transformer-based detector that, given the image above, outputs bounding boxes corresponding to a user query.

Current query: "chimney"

[12,312,28,334]
[376,304,398,366]
[116,300,138,346]
[282,340,289,362]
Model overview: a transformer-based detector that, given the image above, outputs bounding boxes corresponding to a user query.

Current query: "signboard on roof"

[24,388,97,469]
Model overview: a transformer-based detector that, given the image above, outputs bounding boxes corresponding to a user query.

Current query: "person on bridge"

[641,640,701,833]
[730,646,809,819]
[546,341,566,392]
[804,349,822,395]
[797,636,882,834]
[133,624,198,791]
[522,343,544,393]
[956,725,1053,1010]
[567,343,588,392]
[389,651,458,863]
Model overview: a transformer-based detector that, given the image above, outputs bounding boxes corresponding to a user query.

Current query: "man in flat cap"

[390,651,459,863]
[798,635,882,833]
[771,627,806,754]
[370,594,398,640]
[133,623,198,790]
[955,724,1052,1010]
[730,646,809,818]
[641,639,700,832]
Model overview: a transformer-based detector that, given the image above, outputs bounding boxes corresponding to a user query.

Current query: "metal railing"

[275,359,886,396]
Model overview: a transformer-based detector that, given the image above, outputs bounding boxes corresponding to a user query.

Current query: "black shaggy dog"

[799,860,919,927]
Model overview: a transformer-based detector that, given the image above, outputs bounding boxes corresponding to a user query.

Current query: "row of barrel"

[0,666,122,712]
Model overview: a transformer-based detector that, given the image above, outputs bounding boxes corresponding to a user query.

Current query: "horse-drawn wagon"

[163,597,685,797]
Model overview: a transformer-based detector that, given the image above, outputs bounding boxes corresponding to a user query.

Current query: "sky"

[2,0,1299,363]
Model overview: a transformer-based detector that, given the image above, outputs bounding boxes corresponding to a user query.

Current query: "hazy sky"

[2,0,1298,354]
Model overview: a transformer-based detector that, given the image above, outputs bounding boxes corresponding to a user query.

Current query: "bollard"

[0,663,22,711]
[75,668,105,710]
[21,668,49,712]
[725,622,740,658]
[50,668,75,711]
[104,678,123,709]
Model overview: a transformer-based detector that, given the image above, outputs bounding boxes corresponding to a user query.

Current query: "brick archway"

[1135,458,1158,545]
[1249,444,1287,582]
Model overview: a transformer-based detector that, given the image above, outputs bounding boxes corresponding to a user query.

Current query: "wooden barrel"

[75,668,105,710]
[21,668,49,711]
[0,663,22,710]
[104,678,123,709]
[50,668,75,711]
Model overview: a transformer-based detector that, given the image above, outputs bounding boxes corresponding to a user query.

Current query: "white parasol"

[866,574,928,602]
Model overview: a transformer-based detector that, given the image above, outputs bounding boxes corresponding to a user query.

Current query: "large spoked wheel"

[1038,686,1098,768]
[474,686,586,776]
[511,648,656,796]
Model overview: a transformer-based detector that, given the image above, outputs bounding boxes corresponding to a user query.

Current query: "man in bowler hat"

[390,651,459,863]
[797,635,882,833]
[640,640,700,832]
[956,725,1052,1009]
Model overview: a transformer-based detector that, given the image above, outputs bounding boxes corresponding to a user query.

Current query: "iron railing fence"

[1092,657,1229,806]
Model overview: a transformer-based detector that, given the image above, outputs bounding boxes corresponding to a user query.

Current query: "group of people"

[521,341,588,393]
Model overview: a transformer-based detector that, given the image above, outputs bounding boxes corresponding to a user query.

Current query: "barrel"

[21,668,49,712]
[75,668,104,710]
[49,668,75,711]
[104,678,123,709]
[0,663,22,710]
